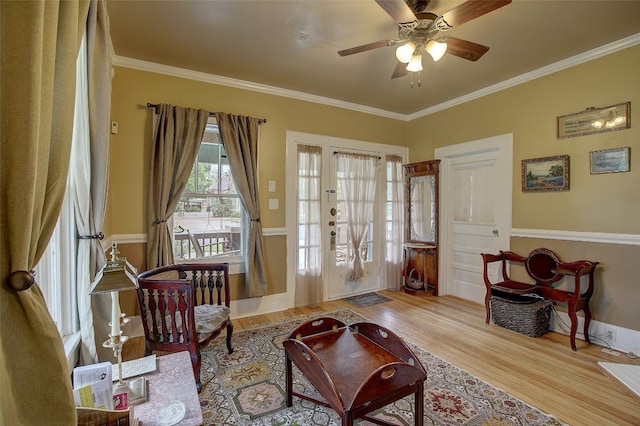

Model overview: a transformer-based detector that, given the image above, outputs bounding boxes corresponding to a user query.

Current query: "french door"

[325,149,381,299]
[286,131,407,305]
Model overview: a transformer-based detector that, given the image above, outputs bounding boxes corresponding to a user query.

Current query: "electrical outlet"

[602,328,616,345]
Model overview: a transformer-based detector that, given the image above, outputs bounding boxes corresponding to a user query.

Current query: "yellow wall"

[109,45,639,330]
[406,46,640,233]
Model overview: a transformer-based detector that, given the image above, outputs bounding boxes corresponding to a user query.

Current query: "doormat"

[342,292,391,308]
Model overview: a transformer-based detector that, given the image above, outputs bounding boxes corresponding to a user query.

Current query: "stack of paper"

[73,362,114,410]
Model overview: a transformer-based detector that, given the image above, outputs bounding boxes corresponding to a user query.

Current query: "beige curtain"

[0,1,90,424]
[216,113,267,297]
[385,155,404,290]
[146,104,209,268]
[85,0,112,280]
[295,145,323,307]
[75,0,113,364]
[336,152,378,281]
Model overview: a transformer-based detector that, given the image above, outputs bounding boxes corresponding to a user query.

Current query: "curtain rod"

[333,150,381,160]
[146,103,266,124]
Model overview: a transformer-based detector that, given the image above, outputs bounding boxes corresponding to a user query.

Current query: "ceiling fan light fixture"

[406,53,423,72]
[426,40,447,61]
[395,41,416,64]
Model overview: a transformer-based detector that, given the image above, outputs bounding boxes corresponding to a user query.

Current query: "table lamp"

[89,241,146,406]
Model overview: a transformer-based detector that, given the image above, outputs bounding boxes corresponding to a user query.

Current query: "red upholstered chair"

[481,249,547,322]
[482,248,598,350]
[136,263,233,391]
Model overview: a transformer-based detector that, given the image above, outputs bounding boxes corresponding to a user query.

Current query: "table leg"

[285,353,293,407]
[414,382,424,426]
[342,411,354,426]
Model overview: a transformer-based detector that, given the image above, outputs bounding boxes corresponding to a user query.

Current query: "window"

[34,185,78,337]
[173,118,246,260]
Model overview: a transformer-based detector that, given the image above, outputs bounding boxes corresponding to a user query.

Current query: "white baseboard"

[550,309,640,355]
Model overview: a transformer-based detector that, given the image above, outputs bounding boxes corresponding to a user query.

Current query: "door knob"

[492,229,499,236]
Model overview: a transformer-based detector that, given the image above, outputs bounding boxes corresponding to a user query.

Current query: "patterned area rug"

[342,292,392,308]
[199,309,564,425]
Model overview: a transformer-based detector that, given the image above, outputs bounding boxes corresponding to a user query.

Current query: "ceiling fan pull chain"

[418,71,421,87]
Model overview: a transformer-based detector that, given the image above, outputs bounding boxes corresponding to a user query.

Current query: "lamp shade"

[89,242,138,294]
[406,53,423,72]
[426,40,447,62]
[395,42,416,64]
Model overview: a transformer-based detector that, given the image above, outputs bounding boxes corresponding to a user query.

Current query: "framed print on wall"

[590,147,630,174]
[557,102,630,139]
[522,155,570,192]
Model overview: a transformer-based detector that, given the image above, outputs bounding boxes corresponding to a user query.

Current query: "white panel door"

[436,134,512,304]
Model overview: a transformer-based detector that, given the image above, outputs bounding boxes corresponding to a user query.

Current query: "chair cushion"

[162,304,230,343]
[194,304,231,342]
[492,280,539,294]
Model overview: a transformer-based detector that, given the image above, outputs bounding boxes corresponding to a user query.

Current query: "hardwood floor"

[233,290,640,426]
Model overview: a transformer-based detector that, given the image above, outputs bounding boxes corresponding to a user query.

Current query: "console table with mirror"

[403,160,440,296]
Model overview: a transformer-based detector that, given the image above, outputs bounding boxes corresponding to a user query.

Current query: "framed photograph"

[522,155,570,192]
[590,147,630,174]
[557,102,630,139]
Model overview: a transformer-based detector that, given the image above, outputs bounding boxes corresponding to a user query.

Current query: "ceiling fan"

[338,0,512,86]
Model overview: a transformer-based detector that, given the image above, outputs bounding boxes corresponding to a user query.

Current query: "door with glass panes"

[324,149,382,299]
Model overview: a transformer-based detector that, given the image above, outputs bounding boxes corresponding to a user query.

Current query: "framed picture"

[557,102,630,139]
[590,147,630,174]
[522,155,569,192]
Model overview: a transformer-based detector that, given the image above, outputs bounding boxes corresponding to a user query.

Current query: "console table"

[283,317,427,426]
[132,351,203,425]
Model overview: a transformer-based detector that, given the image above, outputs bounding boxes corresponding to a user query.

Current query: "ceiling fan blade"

[375,0,418,24]
[391,61,408,79]
[445,37,490,61]
[438,0,511,30]
[338,39,401,56]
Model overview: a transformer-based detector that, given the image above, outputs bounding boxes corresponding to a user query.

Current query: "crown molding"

[511,228,640,246]
[113,33,640,122]
[112,56,406,121]
[407,33,640,120]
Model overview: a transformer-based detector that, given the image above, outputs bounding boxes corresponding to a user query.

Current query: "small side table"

[132,351,203,425]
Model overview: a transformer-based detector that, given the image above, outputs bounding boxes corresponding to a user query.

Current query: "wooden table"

[132,351,202,425]
[283,317,427,426]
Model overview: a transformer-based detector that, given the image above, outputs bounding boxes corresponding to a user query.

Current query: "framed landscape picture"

[522,155,569,192]
[590,147,630,174]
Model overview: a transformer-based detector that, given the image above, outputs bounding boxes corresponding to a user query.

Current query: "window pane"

[174,120,245,260]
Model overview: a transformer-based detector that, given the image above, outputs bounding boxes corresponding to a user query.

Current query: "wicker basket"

[490,295,553,337]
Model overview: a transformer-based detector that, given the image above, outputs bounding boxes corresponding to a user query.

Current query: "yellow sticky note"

[78,385,95,408]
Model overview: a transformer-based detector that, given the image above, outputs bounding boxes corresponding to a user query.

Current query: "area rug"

[342,292,391,308]
[199,309,564,425]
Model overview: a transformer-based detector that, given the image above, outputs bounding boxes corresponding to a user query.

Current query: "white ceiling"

[106,0,640,117]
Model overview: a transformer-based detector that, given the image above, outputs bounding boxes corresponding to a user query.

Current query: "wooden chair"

[481,248,598,350]
[136,263,233,392]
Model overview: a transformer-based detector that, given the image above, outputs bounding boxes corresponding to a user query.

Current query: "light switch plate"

[268,199,278,209]
[268,180,276,192]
